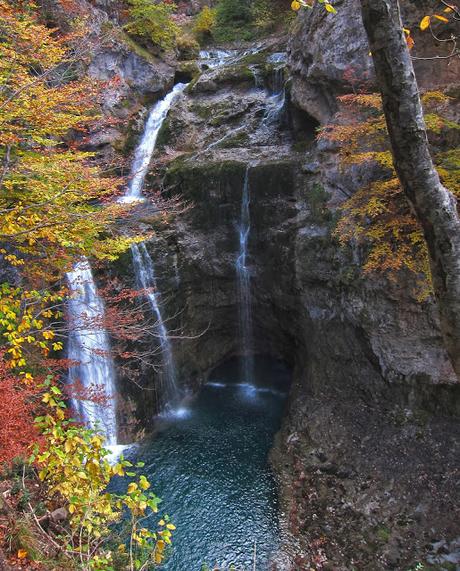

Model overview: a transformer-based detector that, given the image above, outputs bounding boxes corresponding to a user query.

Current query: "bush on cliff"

[125,0,179,49]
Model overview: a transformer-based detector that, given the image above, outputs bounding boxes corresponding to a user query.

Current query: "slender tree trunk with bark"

[360,0,460,378]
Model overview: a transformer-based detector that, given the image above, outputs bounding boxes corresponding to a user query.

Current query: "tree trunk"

[360,0,460,378]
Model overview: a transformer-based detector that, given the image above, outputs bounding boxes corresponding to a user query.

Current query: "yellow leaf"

[433,14,449,23]
[17,549,27,559]
[166,523,176,530]
[158,519,165,526]
[444,6,453,12]
[420,15,431,30]
[291,0,301,10]
[325,3,337,13]
[127,482,138,494]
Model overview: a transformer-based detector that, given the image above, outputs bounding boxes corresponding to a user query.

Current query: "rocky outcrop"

[40,0,176,159]
[269,2,460,568]
[288,0,460,123]
[101,21,459,566]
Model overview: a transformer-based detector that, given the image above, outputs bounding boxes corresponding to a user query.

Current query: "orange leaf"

[406,35,415,50]
[17,549,27,559]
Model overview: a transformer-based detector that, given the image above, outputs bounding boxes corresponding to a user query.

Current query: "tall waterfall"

[120,84,188,407]
[67,259,117,445]
[131,242,178,405]
[236,166,254,383]
[120,83,188,203]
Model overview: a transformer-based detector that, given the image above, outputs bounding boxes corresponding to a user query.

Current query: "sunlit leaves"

[325,91,459,300]
[125,0,179,49]
[420,15,431,30]
[34,389,174,569]
[420,7,455,31]
[290,0,336,14]
[0,0,144,372]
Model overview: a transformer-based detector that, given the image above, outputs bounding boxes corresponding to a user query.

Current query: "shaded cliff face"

[97,10,460,565]
[111,30,458,423]
[271,2,460,568]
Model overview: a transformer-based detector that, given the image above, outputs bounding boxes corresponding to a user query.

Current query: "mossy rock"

[216,131,250,148]
[118,29,158,65]
[215,64,255,86]
[164,159,248,232]
[155,116,173,149]
[176,61,201,82]
[189,102,215,120]
[237,50,271,66]
[375,525,391,543]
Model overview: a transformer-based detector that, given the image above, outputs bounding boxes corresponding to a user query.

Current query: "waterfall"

[236,166,254,383]
[67,259,117,445]
[198,47,262,70]
[120,84,189,408]
[120,83,188,203]
[131,242,178,405]
[249,64,264,89]
[263,53,287,126]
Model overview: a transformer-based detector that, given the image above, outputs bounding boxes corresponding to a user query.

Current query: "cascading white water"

[131,242,178,405]
[120,83,188,204]
[67,259,117,445]
[263,53,287,126]
[236,166,254,383]
[198,47,262,70]
[120,84,189,407]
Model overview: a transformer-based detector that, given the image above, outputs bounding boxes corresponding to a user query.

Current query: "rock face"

[41,0,176,159]
[288,0,460,123]
[97,9,459,567]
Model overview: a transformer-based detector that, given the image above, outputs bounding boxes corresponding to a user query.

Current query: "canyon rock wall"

[50,0,460,564]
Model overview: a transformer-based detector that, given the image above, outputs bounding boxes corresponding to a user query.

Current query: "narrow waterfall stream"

[66,84,188,440]
[120,83,189,409]
[236,166,255,384]
[263,54,287,126]
[131,242,178,406]
[120,83,188,204]
[67,259,117,445]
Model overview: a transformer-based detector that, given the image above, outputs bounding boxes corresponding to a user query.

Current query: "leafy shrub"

[252,0,276,31]
[176,31,200,59]
[192,5,216,44]
[213,0,254,42]
[32,380,176,570]
[125,0,179,50]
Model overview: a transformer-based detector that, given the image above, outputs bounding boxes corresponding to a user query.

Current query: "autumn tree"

[322,91,459,300]
[0,353,42,465]
[359,0,460,377]
[0,2,175,566]
[292,0,460,377]
[0,0,147,370]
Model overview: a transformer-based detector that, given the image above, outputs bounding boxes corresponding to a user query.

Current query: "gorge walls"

[58,0,460,565]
